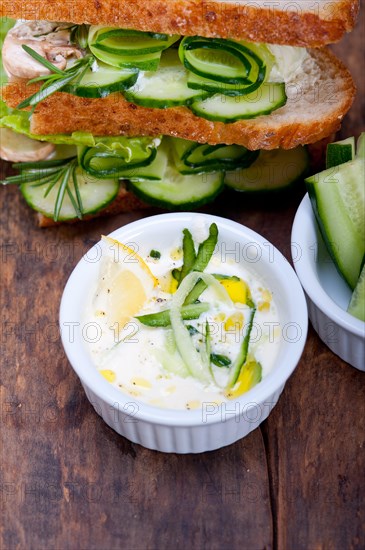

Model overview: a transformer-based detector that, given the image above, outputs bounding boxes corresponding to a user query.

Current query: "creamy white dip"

[84,225,281,410]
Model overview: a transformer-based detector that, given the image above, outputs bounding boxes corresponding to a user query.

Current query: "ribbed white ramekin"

[291,194,365,372]
[60,212,308,453]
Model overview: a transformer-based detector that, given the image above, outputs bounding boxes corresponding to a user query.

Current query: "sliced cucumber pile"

[306,133,365,296]
[3,133,312,219]
[225,146,308,192]
[13,24,287,123]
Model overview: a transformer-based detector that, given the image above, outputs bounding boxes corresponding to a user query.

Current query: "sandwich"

[0,1,358,226]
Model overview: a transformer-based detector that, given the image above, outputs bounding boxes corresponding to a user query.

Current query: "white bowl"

[291,194,365,371]
[60,212,308,453]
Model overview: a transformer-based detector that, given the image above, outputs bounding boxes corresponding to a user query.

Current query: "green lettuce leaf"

[0,101,158,154]
[0,101,160,160]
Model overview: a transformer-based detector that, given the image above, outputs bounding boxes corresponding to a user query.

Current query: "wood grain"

[1,9,365,549]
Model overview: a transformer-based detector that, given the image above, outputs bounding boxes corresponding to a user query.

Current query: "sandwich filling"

[0,18,311,221]
[2,20,311,123]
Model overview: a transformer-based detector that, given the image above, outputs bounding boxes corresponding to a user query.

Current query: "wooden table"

[1,12,364,550]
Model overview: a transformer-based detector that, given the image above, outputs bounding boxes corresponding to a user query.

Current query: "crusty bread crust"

[3,49,355,150]
[37,185,148,227]
[0,0,359,47]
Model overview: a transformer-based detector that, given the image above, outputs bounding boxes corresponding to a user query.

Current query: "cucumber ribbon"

[169,271,232,383]
[179,36,269,96]
[88,26,179,70]
[172,137,260,174]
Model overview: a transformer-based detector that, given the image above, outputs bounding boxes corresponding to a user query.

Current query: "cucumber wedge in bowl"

[306,133,365,301]
[325,136,355,169]
[306,156,365,290]
[348,264,365,321]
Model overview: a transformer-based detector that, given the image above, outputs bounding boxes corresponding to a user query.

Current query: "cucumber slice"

[326,136,355,169]
[20,167,119,220]
[78,142,157,178]
[89,46,161,71]
[187,71,260,97]
[347,264,365,321]
[127,164,224,209]
[171,137,259,174]
[124,49,210,108]
[306,158,365,289]
[357,132,365,158]
[225,146,309,192]
[64,61,138,98]
[88,26,178,71]
[179,37,268,96]
[90,27,178,55]
[117,140,169,180]
[190,83,286,122]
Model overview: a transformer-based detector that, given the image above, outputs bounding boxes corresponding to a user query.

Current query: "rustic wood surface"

[1,9,364,550]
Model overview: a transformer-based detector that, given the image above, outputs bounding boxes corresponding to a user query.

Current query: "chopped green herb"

[186,325,199,336]
[17,46,95,111]
[2,156,84,221]
[150,249,161,259]
[210,354,231,368]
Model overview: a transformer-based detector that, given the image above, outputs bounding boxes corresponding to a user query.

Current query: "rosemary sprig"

[2,157,84,221]
[17,46,94,110]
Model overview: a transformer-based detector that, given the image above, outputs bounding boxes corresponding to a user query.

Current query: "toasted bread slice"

[3,48,355,150]
[0,0,359,47]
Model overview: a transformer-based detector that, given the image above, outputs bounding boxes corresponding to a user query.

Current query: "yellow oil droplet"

[261,289,272,302]
[95,310,106,317]
[258,301,270,312]
[214,312,226,323]
[162,385,176,396]
[224,312,244,331]
[130,377,152,389]
[186,400,201,410]
[170,247,183,261]
[158,270,179,294]
[100,369,116,383]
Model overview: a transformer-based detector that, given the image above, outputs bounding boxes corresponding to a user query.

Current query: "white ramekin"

[291,194,365,371]
[60,212,308,453]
